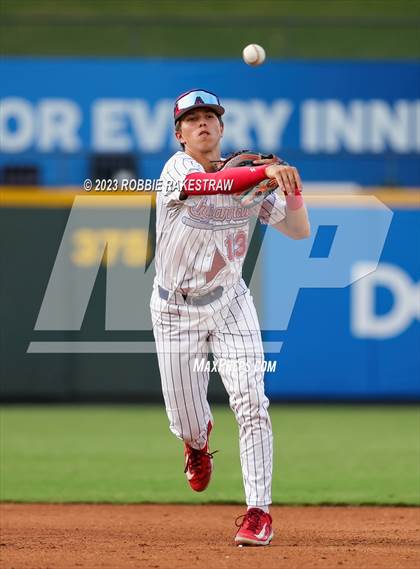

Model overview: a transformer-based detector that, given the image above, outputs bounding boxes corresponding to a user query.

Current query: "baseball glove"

[214,150,287,208]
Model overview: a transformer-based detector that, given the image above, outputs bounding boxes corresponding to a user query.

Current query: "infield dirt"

[1,504,419,569]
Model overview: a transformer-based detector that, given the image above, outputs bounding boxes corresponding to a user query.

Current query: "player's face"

[176,108,223,152]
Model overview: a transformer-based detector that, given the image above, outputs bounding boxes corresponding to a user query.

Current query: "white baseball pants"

[150,278,273,507]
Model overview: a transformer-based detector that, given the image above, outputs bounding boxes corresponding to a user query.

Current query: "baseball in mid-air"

[242,44,266,66]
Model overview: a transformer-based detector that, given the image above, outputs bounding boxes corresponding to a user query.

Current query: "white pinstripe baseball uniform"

[150,151,286,507]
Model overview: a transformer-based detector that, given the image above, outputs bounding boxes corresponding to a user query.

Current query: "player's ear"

[175,129,185,145]
[219,118,224,138]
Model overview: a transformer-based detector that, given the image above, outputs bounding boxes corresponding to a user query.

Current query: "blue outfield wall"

[1,58,419,186]
[263,206,420,400]
[0,57,419,401]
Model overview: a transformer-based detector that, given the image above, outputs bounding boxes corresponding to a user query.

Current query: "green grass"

[1,405,419,505]
[1,0,419,58]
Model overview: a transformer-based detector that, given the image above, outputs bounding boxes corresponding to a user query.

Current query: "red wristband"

[285,194,304,210]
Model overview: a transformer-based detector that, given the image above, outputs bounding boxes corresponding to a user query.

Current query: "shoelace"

[235,509,263,532]
[184,448,218,474]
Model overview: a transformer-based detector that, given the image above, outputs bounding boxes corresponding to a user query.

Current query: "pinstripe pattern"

[151,152,282,507]
[155,152,286,295]
[151,278,272,507]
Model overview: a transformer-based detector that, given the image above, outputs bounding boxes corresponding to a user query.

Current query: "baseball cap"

[174,89,225,123]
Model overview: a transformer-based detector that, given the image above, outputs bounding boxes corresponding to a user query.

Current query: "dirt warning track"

[1,504,419,569]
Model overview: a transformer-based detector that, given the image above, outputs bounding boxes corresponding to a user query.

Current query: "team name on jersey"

[187,200,252,225]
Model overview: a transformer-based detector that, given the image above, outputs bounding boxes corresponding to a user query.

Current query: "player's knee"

[229,394,270,425]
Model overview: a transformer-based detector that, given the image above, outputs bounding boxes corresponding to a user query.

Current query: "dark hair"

[175,113,224,151]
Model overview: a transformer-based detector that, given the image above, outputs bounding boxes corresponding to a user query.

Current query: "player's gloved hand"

[215,150,285,208]
[251,154,282,166]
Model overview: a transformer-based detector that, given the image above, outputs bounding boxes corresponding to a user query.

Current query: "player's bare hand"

[264,164,303,195]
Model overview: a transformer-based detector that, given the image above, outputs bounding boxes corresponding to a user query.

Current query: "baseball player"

[150,89,310,546]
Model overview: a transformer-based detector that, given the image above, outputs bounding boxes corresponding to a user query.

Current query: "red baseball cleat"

[184,422,217,492]
[235,508,274,546]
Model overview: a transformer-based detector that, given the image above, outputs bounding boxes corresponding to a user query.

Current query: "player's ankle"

[248,505,269,513]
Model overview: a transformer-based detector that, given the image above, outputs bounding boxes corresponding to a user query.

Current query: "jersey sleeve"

[254,192,286,226]
[160,154,205,207]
